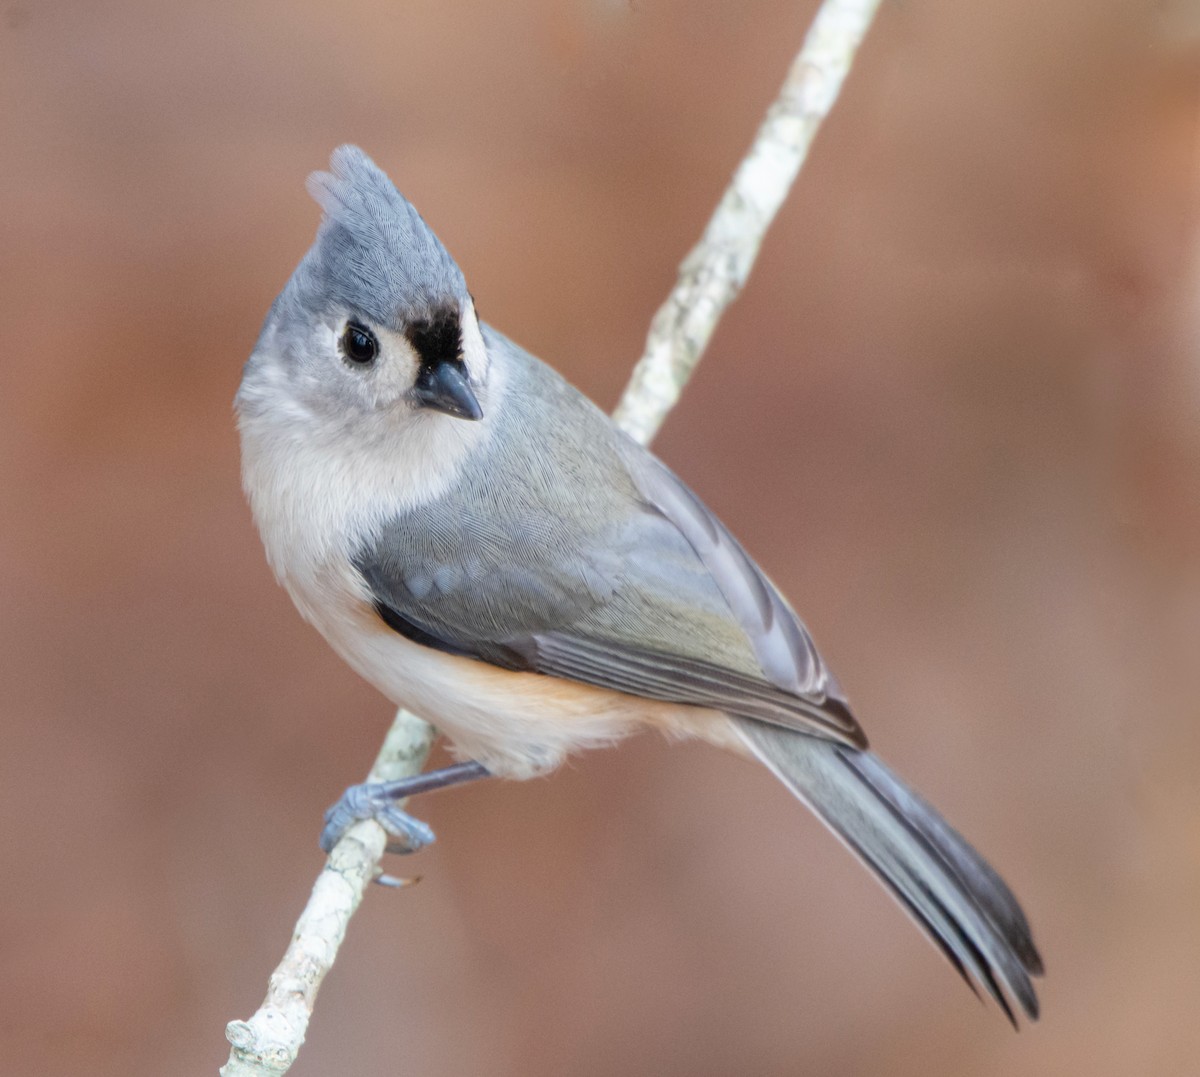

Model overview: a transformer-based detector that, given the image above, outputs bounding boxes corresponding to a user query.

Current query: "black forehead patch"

[406,310,463,367]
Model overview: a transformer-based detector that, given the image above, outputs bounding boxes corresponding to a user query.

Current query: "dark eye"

[340,322,379,366]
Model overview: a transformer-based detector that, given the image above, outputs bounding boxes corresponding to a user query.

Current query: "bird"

[235,145,1042,1023]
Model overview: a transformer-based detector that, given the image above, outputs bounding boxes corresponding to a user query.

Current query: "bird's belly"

[289,568,736,777]
[339,622,651,776]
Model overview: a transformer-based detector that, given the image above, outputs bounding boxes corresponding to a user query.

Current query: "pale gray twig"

[221,718,434,1075]
[612,0,883,444]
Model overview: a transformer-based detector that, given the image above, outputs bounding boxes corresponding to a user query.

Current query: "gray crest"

[300,145,469,325]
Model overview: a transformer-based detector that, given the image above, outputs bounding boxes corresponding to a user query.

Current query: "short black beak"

[413,361,483,421]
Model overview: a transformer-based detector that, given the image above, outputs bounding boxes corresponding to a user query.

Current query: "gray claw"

[373,870,419,888]
[320,781,437,854]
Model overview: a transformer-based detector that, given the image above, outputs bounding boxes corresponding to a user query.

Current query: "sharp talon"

[374,871,419,889]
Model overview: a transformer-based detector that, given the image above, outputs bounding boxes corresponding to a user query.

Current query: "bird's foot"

[318,760,492,856]
[320,781,436,855]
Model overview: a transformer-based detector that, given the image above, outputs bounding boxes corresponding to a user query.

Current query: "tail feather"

[736,719,1042,1024]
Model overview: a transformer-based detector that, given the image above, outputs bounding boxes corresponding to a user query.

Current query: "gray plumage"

[237,146,1043,1024]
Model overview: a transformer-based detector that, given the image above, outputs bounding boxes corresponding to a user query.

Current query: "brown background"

[3,1,1200,1074]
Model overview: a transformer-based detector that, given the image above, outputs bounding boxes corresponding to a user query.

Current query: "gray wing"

[356,466,863,748]
[355,343,863,748]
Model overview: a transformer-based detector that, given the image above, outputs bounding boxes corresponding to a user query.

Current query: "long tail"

[736,719,1043,1024]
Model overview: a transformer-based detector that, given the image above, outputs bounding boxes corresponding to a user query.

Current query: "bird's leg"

[319,760,493,855]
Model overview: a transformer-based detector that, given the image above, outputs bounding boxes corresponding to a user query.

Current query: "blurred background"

[3,0,1200,1073]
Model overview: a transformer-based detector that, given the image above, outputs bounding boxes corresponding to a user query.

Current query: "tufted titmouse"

[236,146,1042,1021]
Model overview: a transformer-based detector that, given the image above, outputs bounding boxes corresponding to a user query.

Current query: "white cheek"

[369,328,420,405]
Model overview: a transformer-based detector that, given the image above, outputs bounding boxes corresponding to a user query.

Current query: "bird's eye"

[340,322,379,366]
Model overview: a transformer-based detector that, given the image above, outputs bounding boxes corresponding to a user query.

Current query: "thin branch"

[612,0,883,444]
[221,2,880,1071]
[221,716,434,1076]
